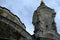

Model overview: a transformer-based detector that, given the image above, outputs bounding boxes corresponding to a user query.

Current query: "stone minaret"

[32,0,59,40]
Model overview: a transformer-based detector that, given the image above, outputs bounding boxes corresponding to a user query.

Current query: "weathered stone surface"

[0,6,32,40]
[0,6,26,30]
[32,1,60,40]
[0,1,60,40]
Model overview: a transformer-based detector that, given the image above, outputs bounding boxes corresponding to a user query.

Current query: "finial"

[40,0,45,5]
[41,0,44,3]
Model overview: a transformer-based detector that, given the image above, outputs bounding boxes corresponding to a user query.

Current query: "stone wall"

[0,15,32,40]
[37,37,54,40]
[0,6,32,40]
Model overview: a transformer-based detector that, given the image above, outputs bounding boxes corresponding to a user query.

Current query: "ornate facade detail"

[0,6,32,40]
[0,1,60,40]
[32,1,60,40]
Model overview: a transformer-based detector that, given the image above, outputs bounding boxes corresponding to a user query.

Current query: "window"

[46,25,48,30]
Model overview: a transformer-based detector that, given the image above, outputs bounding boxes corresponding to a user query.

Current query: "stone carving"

[0,0,60,40]
[32,1,60,40]
[0,6,32,40]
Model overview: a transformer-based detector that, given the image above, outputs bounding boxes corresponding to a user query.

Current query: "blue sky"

[0,0,60,35]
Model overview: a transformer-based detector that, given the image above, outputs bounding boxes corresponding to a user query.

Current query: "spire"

[40,0,45,6]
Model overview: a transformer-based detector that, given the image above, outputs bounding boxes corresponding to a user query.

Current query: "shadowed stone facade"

[0,6,32,40]
[0,1,60,40]
[32,1,60,40]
